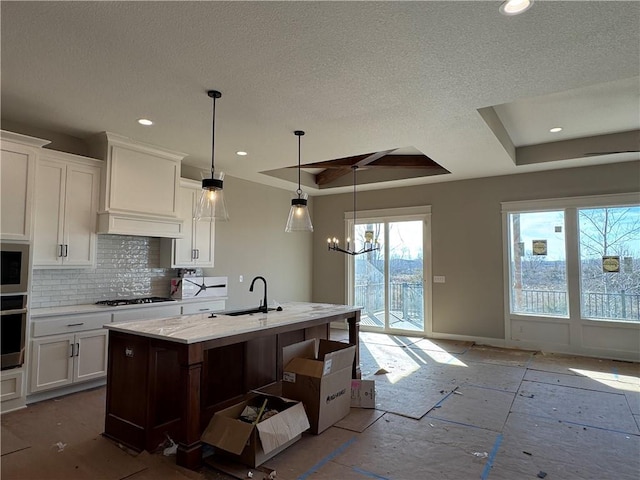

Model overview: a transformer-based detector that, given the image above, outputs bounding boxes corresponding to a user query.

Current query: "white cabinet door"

[168,180,214,268]
[33,154,100,267]
[29,329,108,393]
[33,159,65,266]
[193,207,214,266]
[0,137,44,241]
[1,370,24,402]
[174,186,197,266]
[29,334,74,393]
[62,162,100,266]
[74,330,108,382]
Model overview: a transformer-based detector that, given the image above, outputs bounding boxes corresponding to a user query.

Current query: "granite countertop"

[30,296,228,318]
[104,302,361,344]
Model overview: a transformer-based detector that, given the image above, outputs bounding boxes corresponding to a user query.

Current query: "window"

[578,206,640,322]
[508,211,568,316]
[503,194,640,324]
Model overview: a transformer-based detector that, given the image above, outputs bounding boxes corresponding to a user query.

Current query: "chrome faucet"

[249,276,268,313]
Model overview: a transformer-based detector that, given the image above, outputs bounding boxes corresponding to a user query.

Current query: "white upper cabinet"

[163,179,215,267]
[33,151,101,268]
[0,131,50,241]
[88,132,186,238]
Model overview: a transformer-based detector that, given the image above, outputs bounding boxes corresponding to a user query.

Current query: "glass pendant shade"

[195,171,229,221]
[285,129,313,232]
[285,191,313,232]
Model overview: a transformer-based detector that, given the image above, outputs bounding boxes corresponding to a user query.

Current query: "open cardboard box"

[282,339,356,434]
[201,393,309,468]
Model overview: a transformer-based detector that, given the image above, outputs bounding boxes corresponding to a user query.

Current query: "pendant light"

[285,130,313,232]
[195,90,229,222]
[328,165,380,255]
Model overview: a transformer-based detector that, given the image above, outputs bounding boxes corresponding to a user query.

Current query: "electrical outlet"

[433,276,446,283]
[239,275,243,283]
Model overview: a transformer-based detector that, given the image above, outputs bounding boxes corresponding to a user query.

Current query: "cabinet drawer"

[112,305,181,323]
[32,312,112,337]
[181,300,226,315]
[1,370,24,402]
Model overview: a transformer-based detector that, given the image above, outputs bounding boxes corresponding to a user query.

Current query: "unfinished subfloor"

[2,329,639,479]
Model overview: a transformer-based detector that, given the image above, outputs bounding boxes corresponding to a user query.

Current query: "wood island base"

[103,304,361,470]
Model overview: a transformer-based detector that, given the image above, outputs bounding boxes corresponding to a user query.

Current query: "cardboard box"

[170,276,227,299]
[201,394,310,468]
[350,379,376,408]
[282,339,356,434]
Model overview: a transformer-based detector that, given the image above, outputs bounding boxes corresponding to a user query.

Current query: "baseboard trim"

[26,379,106,405]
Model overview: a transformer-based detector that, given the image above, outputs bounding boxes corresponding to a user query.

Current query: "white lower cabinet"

[29,312,110,394]
[29,330,108,393]
[1,369,24,402]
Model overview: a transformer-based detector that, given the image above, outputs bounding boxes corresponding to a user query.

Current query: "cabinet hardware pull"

[70,344,75,358]
[64,244,69,257]
[198,308,209,311]
[59,244,64,257]
[192,249,196,259]
[67,323,84,327]
[76,342,80,357]
[195,249,199,259]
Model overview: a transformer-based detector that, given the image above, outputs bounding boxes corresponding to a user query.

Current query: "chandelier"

[328,166,380,256]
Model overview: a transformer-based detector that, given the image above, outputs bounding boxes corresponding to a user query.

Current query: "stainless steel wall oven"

[1,295,27,369]
[1,242,29,294]
[1,242,29,370]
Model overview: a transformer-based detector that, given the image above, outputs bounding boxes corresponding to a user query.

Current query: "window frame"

[501,192,640,357]
[344,206,432,335]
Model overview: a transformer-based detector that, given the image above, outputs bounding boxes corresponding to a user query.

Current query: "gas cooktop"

[95,296,176,307]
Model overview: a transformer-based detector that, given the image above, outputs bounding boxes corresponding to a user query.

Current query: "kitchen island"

[102,302,361,470]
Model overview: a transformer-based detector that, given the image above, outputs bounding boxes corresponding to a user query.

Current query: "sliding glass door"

[350,208,430,334]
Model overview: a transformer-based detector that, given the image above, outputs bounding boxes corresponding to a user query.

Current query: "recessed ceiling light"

[549,127,563,133]
[137,118,153,126]
[236,151,248,156]
[499,0,534,16]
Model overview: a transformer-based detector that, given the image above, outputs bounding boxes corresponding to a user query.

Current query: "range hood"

[89,132,186,238]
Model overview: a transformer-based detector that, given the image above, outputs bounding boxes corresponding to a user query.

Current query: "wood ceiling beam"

[366,154,437,167]
[315,149,395,186]
[315,167,352,186]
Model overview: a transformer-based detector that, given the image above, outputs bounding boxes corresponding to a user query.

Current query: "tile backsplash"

[31,235,177,308]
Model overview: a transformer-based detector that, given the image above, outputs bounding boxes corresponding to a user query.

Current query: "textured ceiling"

[1,1,638,195]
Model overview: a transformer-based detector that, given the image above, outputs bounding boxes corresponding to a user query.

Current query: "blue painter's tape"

[352,466,391,479]
[612,367,619,381]
[481,433,503,480]
[433,388,459,408]
[297,436,357,480]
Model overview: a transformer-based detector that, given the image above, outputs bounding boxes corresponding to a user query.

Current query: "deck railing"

[515,289,640,321]
[354,282,423,321]
[356,284,640,322]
